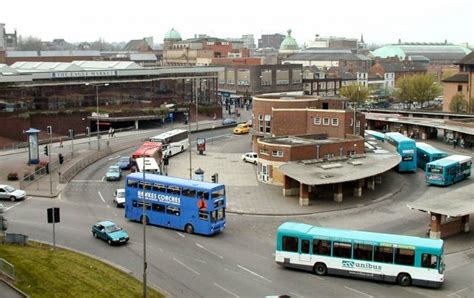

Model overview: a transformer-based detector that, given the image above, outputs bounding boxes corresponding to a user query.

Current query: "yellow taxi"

[233,123,250,134]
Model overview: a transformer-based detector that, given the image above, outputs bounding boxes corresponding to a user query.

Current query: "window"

[182,188,196,198]
[137,201,151,210]
[332,242,352,258]
[211,189,225,199]
[211,208,225,222]
[197,191,209,200]
[323,118,330,126]
[199,210,209,221]
[167,186,181,195]
[301,239,310,254]
[314,117,321,125]
[421,254,438,269]
[356,121,360,128]
[458,85,463,92]
[272,150,283,157]
[374,246,393,263]
[353,244,373,261]
[395,248,415,266]
[166,206,180,216]
[282,236,299,252]
[264,114,271,133]
[350,118,354,126]
[213,199,225,208]
[152,203,165,212]
[127,180,139,188]
[313,239,331,256]
[331,118,339,126]
[258,114,264,133]
[153,184,166,192]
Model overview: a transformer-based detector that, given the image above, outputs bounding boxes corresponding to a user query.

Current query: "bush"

[7,172,18,181]
[23,172,34,181]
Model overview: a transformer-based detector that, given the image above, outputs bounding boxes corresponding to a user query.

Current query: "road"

[2,129,474,297]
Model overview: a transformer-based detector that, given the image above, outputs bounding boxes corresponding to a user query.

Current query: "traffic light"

[68,129,75,139]
[85,126,90,136]
[44,145,48,156]
[163,156,169,166]
[58,153,64,164]
[211,173,218,183]
[46,125,52,134]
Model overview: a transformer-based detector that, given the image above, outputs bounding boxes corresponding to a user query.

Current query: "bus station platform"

[407,183,474,239]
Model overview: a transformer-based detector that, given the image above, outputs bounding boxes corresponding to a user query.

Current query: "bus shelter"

[407,184,474,239]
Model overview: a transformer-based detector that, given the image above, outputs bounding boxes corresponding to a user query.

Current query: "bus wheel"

[397,273,412,287]
[185,224,194,234]
[313,262,327,276]
[140,215,149,225]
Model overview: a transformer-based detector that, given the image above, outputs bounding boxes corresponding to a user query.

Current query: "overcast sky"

[1,0,473,46]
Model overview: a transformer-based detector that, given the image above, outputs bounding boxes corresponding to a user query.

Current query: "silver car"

[0,185,27,201]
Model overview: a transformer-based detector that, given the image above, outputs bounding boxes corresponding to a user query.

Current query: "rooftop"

[258,135,349,146]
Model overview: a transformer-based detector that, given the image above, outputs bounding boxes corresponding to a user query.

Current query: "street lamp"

[85,83,109,150]
[185,79,193,179]
[354,85,360,136]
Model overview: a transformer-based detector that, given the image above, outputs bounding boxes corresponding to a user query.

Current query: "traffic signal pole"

[48,126,53,195]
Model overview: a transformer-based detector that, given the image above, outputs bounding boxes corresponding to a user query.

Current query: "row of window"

[314,117,339,126]
[281,236,438,268]
[132,200,226,222]
[127,180,225,200]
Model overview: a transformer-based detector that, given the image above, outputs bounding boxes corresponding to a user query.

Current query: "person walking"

[108,127,112,138]
[59,137,63,148]
[111,127,115,137]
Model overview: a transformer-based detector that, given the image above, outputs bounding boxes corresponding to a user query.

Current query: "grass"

[0,241,164,298]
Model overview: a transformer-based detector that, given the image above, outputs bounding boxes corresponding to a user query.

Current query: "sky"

[1,0,473,47]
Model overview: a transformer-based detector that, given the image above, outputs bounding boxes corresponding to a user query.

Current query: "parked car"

[113,189,125,208]
[105,165,121,181]
[0,185,26,201]
[242,152,258,164]
[234,123,250,134]
[91,221,129,245]
[116,157,132,170]
[222,118,237,126]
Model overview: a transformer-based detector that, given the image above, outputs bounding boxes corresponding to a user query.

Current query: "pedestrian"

[59,137,63,148]
[111,128,115,137]
[108,127,112,138]
[453,138,457,149]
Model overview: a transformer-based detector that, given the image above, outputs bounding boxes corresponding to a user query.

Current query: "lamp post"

[141,147,154,298]
[85,83,109,150]
[354,85,360,136]
[186,79,193,179]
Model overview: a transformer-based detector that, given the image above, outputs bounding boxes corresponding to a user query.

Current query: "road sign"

[47,207,60,223]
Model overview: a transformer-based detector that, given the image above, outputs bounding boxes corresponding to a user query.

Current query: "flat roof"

[365,113,474,136]
[407,183,474,217]
[279,141,401,185]
[259,135,349,146]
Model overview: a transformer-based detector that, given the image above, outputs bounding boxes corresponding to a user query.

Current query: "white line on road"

[97,191,105,203]
[289,291,300,297]
[237,265,272,283]
[5,200,25,211]
[448,287,468,298]
[195,243,224,259]
[101,176,105,182]
[108,155,121,160]
[71,180,104,183]
[313,275,325,281]
[173,258,200,275]
[344,286,373,298]
[177,232,185,238]
[213,283,239,298]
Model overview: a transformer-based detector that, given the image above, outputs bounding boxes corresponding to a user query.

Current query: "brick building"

[368,58,427,86]
[442,52,474,112]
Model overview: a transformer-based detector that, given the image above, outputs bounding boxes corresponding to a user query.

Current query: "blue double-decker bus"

[275,222,445,288]
[385,132,417,172]
[124,173,226,235]
[426,155,472,186]
[415,142,448,171]
[365,130,385,142]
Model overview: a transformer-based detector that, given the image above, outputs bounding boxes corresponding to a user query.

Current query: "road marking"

[101,176,105,182]
[344,286,373,298]
[313,275,325,281]
[177,232,185,238]
[108,155,121,160]
[237,265,272,283]
[213,283,239,298]
[448,287,468,298]
[97,191,105,203]
[173,258,200,275]
[5,201,24,211]
[71,180,104,183]
[195,243,224,259]
[289,291,300,297]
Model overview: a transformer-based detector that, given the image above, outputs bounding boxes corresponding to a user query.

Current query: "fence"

[0,258,15,280]
[59,149,112,183]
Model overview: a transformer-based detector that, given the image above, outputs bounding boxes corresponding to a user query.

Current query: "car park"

[242,152,258,164]
[105,165,121,181]
[234,123,250,134]
[116,157,132,170]
[113,189,125,208]
[91,221,129,245]
[222,118,237,126]
[0,185,27,201]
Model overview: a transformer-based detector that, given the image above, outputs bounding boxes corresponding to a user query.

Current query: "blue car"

[92,221,129,245]
[116,157,132,170]
[222,118,237,126]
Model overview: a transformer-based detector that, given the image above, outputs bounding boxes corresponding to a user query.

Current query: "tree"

[17,35,45,51]
[449,93,467,113]
[393,76,412,108]
[394,74,442,108]
[339,84,370,107]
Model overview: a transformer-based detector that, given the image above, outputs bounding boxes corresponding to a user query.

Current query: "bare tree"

[17,35,45,51]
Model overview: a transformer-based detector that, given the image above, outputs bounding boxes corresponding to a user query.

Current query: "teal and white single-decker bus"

[275,222,445,288]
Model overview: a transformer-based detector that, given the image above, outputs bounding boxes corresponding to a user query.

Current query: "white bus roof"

[445,155,471,163]
[135,157,160,172]
[150,128,187,141]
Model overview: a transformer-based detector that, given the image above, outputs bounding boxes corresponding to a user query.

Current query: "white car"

[113,189,125,208]
[242,152,258,164]
[0,185,26,201]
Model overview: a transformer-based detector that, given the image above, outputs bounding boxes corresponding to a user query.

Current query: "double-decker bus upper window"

[211,189,225,199]
[197,191,209,200]
[128,180,139,188]
[145,183,152,191]
[182,188,197,198]
[153,183,166,192]
[395,248,415,266]
[167,186,181,195]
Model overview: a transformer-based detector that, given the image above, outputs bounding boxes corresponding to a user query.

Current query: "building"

[0,50,102,64]
[278,29,300,58]
[0,23,17,50]
[442,52,474,112]
[122,38,154,52]
[305,35,359,50]
[368,58,427,86]
[283,49,371,71]
[251,94,365,190]
[241,34,256,49]
[258,33,285,49]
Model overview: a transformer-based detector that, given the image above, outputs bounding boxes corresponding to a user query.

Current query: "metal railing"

[59,149,112,183]
[0,258,15,280]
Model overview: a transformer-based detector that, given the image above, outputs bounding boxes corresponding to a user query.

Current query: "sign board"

[197,138,206,154]
[47,207,60,223]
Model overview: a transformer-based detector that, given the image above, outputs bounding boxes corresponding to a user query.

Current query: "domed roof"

[279,29,299,52]
[164,28,182,41]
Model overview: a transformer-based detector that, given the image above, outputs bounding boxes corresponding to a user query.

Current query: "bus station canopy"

[407,184,474,217]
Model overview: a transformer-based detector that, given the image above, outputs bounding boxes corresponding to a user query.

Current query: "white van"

[135,157,161,174]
